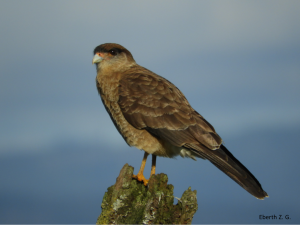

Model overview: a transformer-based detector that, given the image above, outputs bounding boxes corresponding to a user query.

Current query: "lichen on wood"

[96,163,198,224]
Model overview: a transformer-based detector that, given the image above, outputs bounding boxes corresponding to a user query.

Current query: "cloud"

[0,0,299,154]
[1,1,299,56]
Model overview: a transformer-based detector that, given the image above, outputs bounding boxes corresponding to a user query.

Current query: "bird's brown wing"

[118,67,268,199]
[118,67,222,151]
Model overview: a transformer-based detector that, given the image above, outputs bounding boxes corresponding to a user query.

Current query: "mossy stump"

[96,163,198,224]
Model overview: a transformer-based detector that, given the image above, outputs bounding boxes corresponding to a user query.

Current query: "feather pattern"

[118,66,222,150]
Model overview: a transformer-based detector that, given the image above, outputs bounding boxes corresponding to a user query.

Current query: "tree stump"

[96,163,198,224]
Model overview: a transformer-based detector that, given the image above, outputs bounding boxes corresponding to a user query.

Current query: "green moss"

[96,164,198,224]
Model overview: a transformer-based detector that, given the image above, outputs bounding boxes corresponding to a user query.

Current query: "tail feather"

[193,144,268,199]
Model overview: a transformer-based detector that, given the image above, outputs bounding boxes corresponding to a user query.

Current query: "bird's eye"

[109,49,118,56]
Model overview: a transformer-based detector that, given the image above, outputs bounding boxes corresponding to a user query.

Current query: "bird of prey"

[92,43,268,199]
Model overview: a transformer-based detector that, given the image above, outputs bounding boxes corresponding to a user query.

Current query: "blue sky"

[1,0,300,223]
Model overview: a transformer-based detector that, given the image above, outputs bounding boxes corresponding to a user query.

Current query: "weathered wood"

[96,164,198,224]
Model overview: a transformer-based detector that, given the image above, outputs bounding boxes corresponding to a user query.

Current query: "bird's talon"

[132,174,149,186]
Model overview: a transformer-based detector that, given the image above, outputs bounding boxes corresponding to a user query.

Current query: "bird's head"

[92,43,135,72]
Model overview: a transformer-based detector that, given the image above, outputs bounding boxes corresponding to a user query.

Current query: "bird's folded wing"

[118,69,222,150]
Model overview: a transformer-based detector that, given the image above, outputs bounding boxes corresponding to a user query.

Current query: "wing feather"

[118,68,222,150]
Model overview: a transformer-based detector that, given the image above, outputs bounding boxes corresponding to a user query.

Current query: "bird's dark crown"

[93,43,134,62]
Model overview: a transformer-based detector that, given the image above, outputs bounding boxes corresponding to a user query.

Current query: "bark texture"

[96,164,198,224]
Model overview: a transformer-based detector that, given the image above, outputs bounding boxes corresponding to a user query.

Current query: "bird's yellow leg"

[133,152,149,185]
[150,154,156,177]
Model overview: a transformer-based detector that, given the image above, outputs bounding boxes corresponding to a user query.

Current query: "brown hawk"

[92,43,268,199]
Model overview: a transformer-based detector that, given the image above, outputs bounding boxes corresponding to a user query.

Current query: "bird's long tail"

[198,144,268,199]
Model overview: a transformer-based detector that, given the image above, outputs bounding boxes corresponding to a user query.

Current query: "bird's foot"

[132,173,149,186]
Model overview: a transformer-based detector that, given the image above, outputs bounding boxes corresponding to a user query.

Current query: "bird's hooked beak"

[92,54,103,64]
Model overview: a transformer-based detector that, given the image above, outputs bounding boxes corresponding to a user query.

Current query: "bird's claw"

[132,173,149,186]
